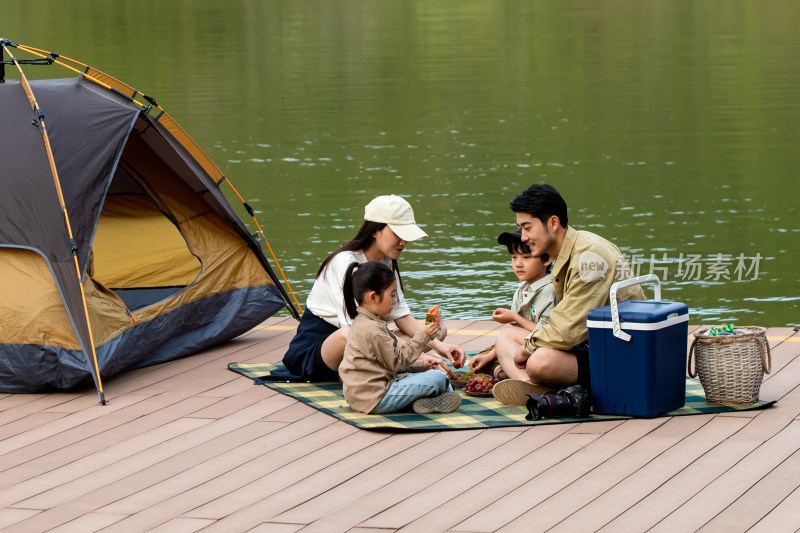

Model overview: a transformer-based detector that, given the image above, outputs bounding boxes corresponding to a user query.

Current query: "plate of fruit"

[463,374,499,396]
[450,370,474,389]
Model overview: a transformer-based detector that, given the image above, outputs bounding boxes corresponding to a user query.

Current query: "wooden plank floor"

[1,318,798,533]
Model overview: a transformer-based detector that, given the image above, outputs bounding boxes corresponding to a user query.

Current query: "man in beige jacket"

[492,184,645,405]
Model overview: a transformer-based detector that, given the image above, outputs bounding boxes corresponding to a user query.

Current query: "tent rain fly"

[0,39,301,403]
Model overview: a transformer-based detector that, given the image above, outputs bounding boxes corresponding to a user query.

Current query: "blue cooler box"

[586,275,689,417]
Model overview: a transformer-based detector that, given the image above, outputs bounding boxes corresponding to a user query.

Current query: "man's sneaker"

[412,391,462,414]
[492,379,553,406]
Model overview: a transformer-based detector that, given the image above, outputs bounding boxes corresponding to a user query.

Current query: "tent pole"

[1,40,6,83]
[6,43,107,404]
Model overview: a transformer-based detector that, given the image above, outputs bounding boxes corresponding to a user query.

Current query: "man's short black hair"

[510,183,568,228]
[541,252,552,273]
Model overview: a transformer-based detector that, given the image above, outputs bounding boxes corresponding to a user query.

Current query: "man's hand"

[513,344,531,369]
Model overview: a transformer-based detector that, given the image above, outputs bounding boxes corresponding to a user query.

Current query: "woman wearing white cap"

[277,195,466,382]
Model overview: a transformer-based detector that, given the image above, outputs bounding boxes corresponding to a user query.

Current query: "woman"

[279,194,466,382]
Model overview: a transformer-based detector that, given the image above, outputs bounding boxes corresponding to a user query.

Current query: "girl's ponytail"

[342,261,397,320]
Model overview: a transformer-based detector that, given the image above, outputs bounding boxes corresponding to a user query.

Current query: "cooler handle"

[609,274,662,342]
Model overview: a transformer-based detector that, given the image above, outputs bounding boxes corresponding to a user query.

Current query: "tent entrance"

[91,166,201,311]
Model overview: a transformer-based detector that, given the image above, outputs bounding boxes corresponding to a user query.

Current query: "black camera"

[525,384,591,421]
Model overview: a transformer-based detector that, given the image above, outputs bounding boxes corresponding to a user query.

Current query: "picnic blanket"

[228,361,775,431]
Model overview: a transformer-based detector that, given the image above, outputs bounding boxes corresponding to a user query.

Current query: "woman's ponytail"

[342,262,360,320]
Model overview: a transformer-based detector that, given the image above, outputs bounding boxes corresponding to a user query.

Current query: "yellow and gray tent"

[0,39,300,402]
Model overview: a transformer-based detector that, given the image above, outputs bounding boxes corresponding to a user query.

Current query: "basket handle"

[757,335,772,374]
[687,337,698,378]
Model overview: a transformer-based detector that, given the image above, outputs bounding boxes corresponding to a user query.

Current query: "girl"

[338,261,461,414]
[278,194,465,382]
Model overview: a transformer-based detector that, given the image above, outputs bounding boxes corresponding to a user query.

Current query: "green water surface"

[3,0,798,326]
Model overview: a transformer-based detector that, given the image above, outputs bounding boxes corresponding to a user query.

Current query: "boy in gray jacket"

[469,230,557,376]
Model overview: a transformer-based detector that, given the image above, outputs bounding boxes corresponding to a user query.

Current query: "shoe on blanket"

[413,391,462,414]
[492,363,508,381]
[492,379,553,406]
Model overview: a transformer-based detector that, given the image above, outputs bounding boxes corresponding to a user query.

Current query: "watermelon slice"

[425,305,443,339]
[425,305,440,325]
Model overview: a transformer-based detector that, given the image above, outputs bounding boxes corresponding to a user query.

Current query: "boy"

[469,230,558,376]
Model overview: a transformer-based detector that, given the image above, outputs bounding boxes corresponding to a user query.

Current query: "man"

[492,184,645,405]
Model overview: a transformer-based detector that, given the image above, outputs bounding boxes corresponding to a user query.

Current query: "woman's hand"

[421,353,455,378]
[434,342,466,369]
[492,308,516,324]
[468,350,496,372]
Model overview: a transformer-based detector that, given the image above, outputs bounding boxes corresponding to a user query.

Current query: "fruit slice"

[425,305,440,324]
[425,305,443,340]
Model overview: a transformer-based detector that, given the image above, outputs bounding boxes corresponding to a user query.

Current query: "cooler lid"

[588,300,688,323]
[587,301,689,332]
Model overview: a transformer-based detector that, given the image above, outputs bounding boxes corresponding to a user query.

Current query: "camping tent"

[0,40,300,402]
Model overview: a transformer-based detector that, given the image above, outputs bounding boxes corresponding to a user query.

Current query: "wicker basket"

[688,326,771,405]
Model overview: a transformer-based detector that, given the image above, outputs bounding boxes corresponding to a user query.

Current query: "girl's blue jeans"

[371,369,453,414]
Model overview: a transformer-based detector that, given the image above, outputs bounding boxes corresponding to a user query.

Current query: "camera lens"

[525,391,576,420]
[525,395,549,420]
[525,385,592,421]
[546,393,575,417]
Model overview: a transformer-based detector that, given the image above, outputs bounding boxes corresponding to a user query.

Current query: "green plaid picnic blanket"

[228,360,774,431]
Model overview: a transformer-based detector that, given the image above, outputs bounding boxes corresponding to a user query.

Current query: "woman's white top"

[305,250,411,328]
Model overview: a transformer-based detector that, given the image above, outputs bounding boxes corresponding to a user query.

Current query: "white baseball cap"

[363,195,428,242]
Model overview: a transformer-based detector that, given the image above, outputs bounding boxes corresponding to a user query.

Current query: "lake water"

[4,0,799,327]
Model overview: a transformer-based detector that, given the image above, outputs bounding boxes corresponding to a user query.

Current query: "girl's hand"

[421,354,455,378]
[492,308,515,324]
[422,320,439,339]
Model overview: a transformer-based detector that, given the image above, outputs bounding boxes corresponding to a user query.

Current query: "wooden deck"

[1,318,798,533]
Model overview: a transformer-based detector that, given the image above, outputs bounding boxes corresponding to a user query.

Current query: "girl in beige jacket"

[339,261,461,415]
